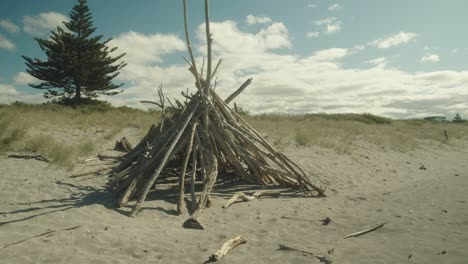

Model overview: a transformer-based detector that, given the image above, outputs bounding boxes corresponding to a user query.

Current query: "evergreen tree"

[22,0,126,104]
[453,113,463,123]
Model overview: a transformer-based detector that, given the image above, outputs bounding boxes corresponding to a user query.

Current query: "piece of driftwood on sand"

[344,223,385,238]
[208,235,247,262]
[106,0,324,229]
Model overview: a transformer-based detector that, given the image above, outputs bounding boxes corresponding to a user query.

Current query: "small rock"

[437,250,447,255]
[419,165,427,170]
[442,210,448,213]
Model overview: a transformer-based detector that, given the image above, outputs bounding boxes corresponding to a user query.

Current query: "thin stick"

[344,223,385,238]
[182,0,203,95]
[223,192,255,208]
[0,226,81,250]
[208,235,247,262]
[204,0,213,95]
[8,154,49,162]
[278,244,332,264]
[177,122,198,215]
[224,78,253,104]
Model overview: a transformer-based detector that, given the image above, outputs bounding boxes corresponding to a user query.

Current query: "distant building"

[423,116,446,122]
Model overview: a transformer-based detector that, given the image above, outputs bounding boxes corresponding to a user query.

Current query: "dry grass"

[246,113,468,153]
[0,103,159,169]
[1,103,467,168]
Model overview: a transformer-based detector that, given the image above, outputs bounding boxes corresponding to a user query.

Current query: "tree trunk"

[75,84,82,101]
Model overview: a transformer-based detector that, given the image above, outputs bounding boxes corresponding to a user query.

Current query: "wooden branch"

[223,192,255,208]
[129,101,200,217]
[204,0,213,95]
[0,226,81,250]
[177,122,198,215]
[182,0,203,95]
[278,244,332,264]
[8,154,49,162]
[208,235,247,262]
[222,191,281,209]
[224,78,253,104]
[344,223,385,239]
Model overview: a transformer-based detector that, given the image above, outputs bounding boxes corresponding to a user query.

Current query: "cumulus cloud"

[307,4,317,8]
[306,31,320,38]
[23,12,69,35]
[0,83,45,104]
[99,20,468,119]
[365,57,387,67]
[109,31,185,65]
[13,72,39,85]
[246,15,272,25]
[369,32,417,48]
[421,53,440,62]
[314,17,342,34]
[0,34,15,50]
[328,3,342,11]
[0,19,20,33]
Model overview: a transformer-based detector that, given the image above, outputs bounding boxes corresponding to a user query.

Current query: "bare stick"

[211,58,223,79]
[182,0,202,91]
[208,235,247,262]
[278,244,332,264]
[224,78,253,104]
[344,223,385,239]
[8,154,49,162]
[177,122,198,215]
[204,0,213,95]
[223,192,255,208]
[0,226,81,250]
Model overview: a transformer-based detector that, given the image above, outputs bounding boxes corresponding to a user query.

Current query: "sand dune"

[1,138,467,263]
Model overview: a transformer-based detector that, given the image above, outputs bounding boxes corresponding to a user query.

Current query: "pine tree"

[22,0,126,105]
[453,113,463,123]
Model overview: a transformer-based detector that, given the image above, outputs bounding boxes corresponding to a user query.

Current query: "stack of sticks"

[107,0,324,225]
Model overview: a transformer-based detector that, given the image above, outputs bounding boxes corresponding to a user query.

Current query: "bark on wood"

[177,122,198,215]
[114,137,132,152]
[208,235,247,262]
[344,223,385,238]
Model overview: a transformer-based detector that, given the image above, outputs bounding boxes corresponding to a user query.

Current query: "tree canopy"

[22,0,126,105]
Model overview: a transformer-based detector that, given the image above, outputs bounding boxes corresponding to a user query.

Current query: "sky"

[0,0,467,119]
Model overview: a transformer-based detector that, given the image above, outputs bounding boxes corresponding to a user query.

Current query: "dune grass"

[0,103,159,169]
[1,102,467,168]
[245,113,468,153]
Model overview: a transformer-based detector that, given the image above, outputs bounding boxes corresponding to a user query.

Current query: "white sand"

[1,139,467,263]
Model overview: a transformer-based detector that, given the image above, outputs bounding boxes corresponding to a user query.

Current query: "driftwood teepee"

[108,0,324,225]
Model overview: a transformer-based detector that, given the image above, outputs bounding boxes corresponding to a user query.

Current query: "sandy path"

[1,141,467,263]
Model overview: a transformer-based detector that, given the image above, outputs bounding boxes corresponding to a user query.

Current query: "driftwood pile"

[107,0,324,225]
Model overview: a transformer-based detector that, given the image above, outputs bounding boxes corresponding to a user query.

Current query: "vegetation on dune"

[22,0,126,106]
[1,103,468,167]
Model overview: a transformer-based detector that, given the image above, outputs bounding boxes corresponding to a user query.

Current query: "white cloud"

[421,53,440,62]
[0,34,15,50]
[314,17,342,34]
[306,32,320,38]
[93,20,468,119]
[13,72,39,85]
[328,3,342,11]
[307,4,317,8]
[109,31,185,65]
[0,83,45,104]
[246,15,272,25]
[309,48,348,61]
[365,57,387,67]
[0,19,20,33]
[369,32,417,48]
[23,12,69,35]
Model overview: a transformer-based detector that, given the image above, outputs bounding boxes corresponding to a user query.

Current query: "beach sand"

[1,137,467,263]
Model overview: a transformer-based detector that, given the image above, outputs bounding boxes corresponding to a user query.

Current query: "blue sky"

[1,0,467,118]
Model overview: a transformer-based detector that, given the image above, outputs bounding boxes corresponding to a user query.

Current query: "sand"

[1,137,467,264]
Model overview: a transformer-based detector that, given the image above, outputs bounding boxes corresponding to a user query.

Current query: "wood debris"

[105,0,324,227]
[8,154,49,162]
[208,235,247,262]
[344,223,385,238]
